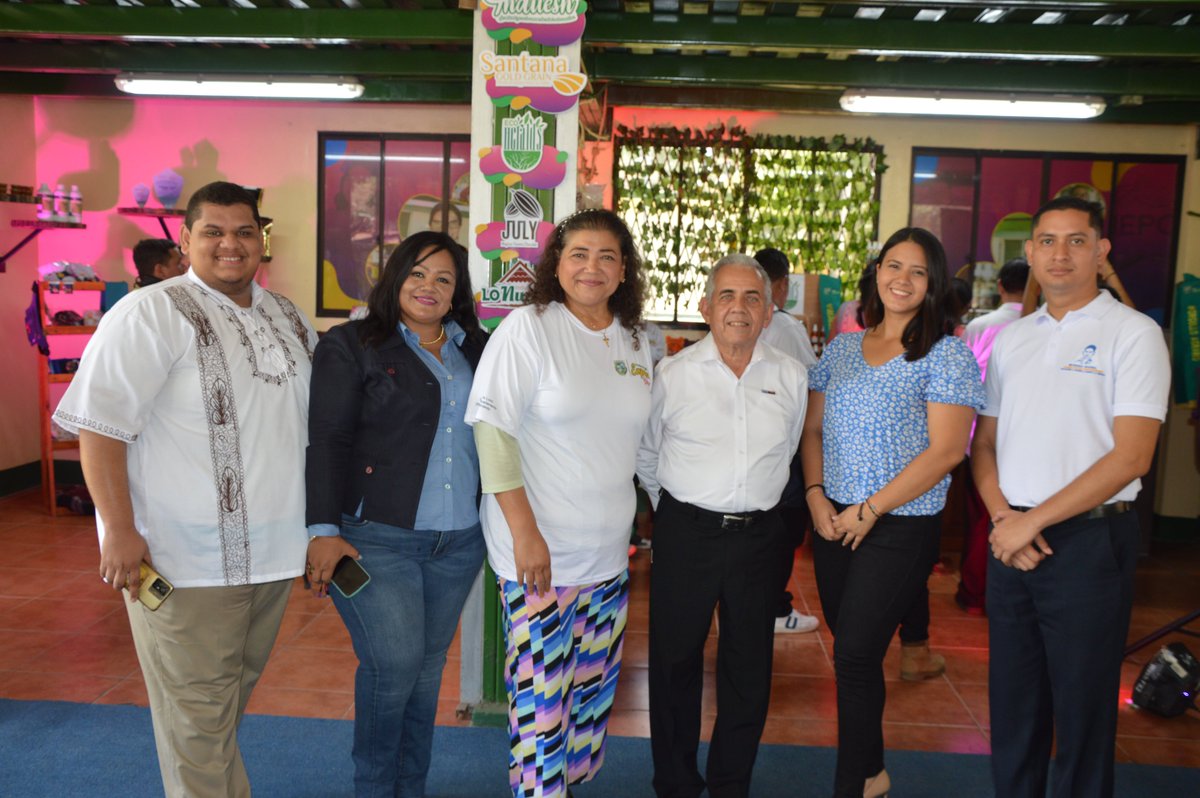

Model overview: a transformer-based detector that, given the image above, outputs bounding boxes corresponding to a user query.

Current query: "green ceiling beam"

[0,8,473,43]
[2,7,1196,60]
[585,13,1200,59]
[0,71,471,104]
[0,43,471,77]
[589,53,1200,98]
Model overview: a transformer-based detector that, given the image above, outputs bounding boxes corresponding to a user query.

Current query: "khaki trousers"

[125,579,292,798]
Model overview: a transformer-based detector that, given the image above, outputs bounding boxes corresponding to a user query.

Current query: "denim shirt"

[402,320,480,531]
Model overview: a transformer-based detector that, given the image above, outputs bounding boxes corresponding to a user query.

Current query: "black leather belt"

[1010,501,1133,525]
[661,491,768,531]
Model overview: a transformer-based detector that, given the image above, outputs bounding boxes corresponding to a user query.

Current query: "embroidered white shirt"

[54,270,317,588]
[637,334,809,514]
[980,291,1170,507]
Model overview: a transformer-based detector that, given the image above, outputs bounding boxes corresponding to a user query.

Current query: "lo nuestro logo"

[480,259,537,309]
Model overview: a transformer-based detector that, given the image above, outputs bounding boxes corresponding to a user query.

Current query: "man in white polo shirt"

[971,196,1169,798]
[638,254,808,798]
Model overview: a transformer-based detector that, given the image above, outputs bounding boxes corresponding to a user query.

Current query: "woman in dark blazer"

[305,231,488,798]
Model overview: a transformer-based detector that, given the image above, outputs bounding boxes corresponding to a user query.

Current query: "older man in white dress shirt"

[54,181,316,798]
[638,254,809,798]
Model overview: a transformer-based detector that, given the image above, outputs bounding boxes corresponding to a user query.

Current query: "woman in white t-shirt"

[466,209,652,798]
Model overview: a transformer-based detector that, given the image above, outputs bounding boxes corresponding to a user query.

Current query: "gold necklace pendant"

[602,330,610,347]
[419,325,446,347]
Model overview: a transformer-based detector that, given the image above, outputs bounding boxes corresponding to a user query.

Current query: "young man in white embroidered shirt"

[637,254,808,798]
[971,196,1169,798]
[54,182,317,798]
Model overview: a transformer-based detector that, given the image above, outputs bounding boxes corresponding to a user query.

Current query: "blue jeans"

[332,518,486,798]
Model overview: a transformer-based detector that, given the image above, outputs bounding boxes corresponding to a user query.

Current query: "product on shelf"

[68,185,83,223]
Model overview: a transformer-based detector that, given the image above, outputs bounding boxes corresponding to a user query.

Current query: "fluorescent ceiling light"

[115,74,363,100]
[122,35,349,45]
[324,155,468,164]
[840,90,1106,119]
[857,48,1101,62]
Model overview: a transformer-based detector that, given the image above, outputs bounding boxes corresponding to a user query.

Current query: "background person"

[305,231,488,797]
[465,209,652,798]
[753,247,820,635]
[638,254,808,798]
[802,227,984,798]
[955,256,1029,615]
[54,182,316,798]
[973,197,1170,798]
[428,201,463,244]
[132,237,184,287]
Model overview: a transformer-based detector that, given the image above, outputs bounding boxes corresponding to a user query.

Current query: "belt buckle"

[721,514,749,531]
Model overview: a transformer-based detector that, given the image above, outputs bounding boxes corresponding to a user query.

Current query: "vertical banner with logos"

[468,2,587,331]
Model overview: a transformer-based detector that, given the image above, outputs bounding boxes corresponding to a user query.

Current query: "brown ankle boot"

[900,640,946,681]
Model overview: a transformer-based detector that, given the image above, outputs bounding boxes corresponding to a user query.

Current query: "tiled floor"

[2,488,1198,771]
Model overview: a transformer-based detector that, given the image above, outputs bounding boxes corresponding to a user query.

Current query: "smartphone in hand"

[331,556,370,598]
[138,562,174,611]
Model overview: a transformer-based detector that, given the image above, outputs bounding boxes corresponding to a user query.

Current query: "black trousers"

[775,503,811,617]
[988,511,1138,798]
[811,508,942,798]
[648,492,789,798]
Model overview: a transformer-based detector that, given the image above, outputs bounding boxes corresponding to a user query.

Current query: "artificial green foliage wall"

[614,125,886,320]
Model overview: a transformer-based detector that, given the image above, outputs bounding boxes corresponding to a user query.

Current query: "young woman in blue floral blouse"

[801,227,985,798]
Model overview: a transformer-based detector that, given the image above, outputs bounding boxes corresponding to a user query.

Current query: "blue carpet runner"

[1,699,1196,796]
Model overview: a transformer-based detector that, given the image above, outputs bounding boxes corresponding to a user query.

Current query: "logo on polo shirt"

[613,360,628,375]
[1061,344,1105,376]
[630,362,651,386]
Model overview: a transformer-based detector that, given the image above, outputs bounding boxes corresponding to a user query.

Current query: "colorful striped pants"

[499,572,629,798]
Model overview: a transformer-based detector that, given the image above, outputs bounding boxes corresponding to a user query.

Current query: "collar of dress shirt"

[694,331,769,371]
[184,267,263,312]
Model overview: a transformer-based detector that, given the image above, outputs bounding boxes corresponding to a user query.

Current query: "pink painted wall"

[3,95,470,475]
[0,96,39,472]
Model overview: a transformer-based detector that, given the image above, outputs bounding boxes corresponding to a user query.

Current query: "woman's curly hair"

[523,209,646,337]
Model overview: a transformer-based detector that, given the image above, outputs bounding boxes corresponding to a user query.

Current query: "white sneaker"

[775,609,819,634]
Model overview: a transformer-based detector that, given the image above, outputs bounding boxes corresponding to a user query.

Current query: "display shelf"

[1,194,38,204]
[12,219,86,229]
[118,206,185,239]
[44,280,105,291]
[116,207,186,217]
[37,279,108,517]
[1,218,85,273]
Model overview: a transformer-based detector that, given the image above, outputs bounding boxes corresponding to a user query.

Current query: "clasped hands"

[808,494,876,551]
[988,509,1053,571]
